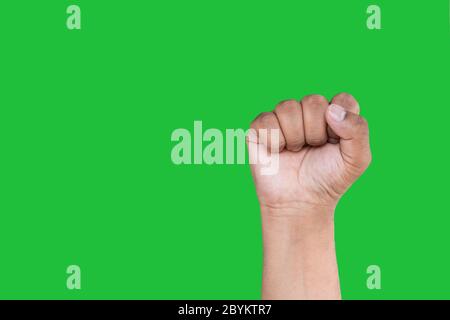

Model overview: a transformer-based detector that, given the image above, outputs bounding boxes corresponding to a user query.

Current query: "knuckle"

[259,112,276,126]
[274,100,301,121]
[334,92,356,103]
[302,94,328,106]
[345,151,372,175]
[353,115,369,133]
[291,137,305,146]
[275,99,299,112]
[251,112,272,128]
[307,137,327,146]
[287,140,304,151]
[358,116,369,133]
[359,151,372,171]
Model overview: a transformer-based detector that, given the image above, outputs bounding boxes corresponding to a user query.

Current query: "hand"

[248,93,372,300]
[248,93,371,212]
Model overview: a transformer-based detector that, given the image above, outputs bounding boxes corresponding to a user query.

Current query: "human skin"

[248,93,372,300]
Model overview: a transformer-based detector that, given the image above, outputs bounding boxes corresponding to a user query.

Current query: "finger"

[328,93,360,143]
[250,112,286,153]
[301,95,329,146]
[273,100,305,151]
[326,104,372,173]
[246,127,273,177]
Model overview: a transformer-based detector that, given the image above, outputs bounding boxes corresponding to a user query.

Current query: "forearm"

[261,205,341,300]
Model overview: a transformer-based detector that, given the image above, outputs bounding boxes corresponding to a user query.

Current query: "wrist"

[260,203,336,239]
[260,204,340,300]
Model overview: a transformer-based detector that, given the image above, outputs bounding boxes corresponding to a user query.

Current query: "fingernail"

[329,104,346,122]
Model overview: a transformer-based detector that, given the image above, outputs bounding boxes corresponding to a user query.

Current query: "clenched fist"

[248,93,372,300]
[249,93,371,211]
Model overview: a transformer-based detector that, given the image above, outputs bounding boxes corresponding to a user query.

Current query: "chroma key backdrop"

[0,0,449,299]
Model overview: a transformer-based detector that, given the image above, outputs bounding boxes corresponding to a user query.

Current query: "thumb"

[326,104,372,173]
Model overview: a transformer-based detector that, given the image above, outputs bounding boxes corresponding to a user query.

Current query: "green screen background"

[0,0,449,299]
